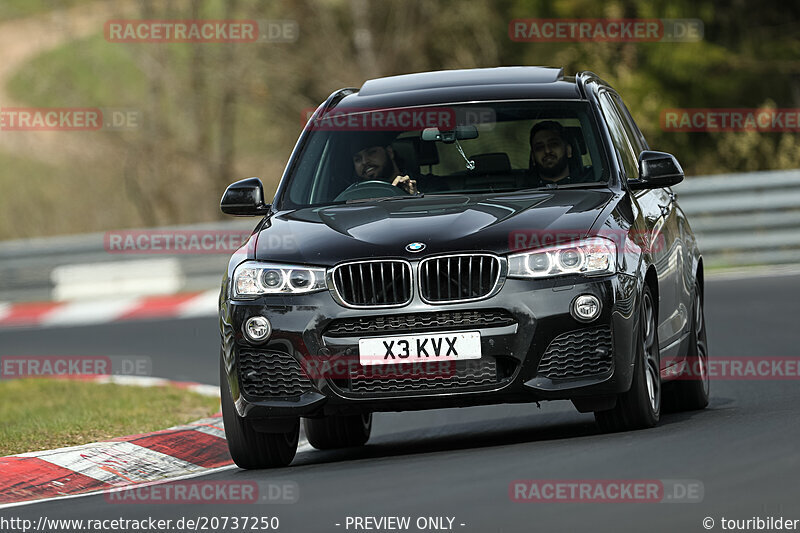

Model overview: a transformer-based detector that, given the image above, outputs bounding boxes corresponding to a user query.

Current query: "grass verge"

[0,378,220,456]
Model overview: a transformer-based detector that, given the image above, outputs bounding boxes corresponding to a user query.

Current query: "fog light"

[243,316,271,343]
[571,294,601,322]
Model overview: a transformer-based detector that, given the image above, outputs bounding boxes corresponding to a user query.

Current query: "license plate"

[358,331,481,366]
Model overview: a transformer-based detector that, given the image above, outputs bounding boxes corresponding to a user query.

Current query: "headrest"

[392,136,440,168]
[565,126,587,154]
[469,152,511,173]
[391,138,420,176]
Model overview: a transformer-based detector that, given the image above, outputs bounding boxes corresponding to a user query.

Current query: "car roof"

[331,67,588,111]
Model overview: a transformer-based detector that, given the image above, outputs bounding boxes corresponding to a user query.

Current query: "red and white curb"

[0,289,218,330]
[0,376,311,509]
[53,374,222,398]
[0,416,232,508]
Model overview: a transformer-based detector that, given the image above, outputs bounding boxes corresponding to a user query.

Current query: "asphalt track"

[2,273,800,532]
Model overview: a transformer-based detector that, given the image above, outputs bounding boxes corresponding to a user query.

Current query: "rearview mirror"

[220,177,270,216]
[421,125,478,143]
[628,151,684,190]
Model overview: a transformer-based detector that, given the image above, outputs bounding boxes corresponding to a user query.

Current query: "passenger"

[529,120,579,185]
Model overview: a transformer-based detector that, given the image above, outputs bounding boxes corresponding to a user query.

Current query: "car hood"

[255,191,615,266]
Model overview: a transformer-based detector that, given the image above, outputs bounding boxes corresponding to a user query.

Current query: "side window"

[612,94,649,154]
[599,92,639,179]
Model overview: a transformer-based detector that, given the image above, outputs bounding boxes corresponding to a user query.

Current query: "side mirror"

[220,177,271,216]
[628,151,684,190]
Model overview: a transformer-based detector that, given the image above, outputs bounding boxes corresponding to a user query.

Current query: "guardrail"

[674,169,800,267]
[0,220,256,303]
[0,169,797,302]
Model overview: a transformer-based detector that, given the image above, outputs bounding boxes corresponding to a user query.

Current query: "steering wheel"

[334,180,409,202]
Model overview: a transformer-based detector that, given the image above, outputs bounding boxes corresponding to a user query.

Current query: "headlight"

[232,262,327,297]
[507,237,616,278]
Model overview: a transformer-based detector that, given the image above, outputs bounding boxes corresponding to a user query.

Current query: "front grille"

[238,350,313,398]
[324,309,516,337]
[346,357,500,394]
[537,326,613,380]
[332,260,412,307]
[419,254,502,303]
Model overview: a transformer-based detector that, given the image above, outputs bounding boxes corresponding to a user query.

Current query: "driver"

[529,120,578,185]
[350,133,418,194]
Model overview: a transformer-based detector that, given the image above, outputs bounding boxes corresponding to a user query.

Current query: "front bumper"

[220,273,640,419]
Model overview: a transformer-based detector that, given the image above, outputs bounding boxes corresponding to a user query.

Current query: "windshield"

[279,101,609,209]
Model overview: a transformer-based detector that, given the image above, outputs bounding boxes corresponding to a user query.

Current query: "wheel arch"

[695,257,704,302]
[644,265,659,320]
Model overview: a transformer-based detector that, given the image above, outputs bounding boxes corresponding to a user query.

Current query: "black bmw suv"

[218,67,709,468]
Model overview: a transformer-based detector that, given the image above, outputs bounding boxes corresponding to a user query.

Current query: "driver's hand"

[392,174,418,194]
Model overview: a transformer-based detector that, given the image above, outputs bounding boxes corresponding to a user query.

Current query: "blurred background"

[2,0,799,240]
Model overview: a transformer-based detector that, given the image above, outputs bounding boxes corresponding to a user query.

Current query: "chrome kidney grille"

[419,254,503,303]
[331,260,413,307]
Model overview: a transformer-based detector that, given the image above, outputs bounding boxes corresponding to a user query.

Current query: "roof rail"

[576,71,595,98]
[577,70,613,98]
[318,87,358,116]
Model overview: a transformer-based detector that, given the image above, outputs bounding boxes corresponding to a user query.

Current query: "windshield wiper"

[379,193,425,201]
[345,193,425,204]
[513,182,610,192]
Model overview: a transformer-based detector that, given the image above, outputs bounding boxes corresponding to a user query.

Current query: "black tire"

[304,413,372,450]
[220,359,299,469]
[664,281,710,411]
[595,284,661,432]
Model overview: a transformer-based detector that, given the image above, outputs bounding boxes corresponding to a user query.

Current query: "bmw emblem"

[406,242,426,253]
